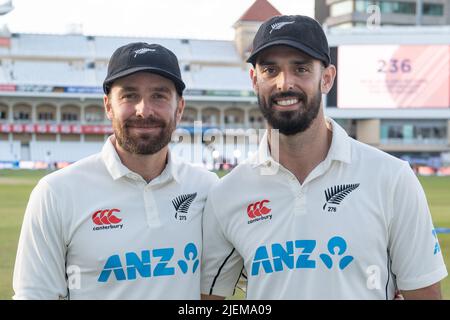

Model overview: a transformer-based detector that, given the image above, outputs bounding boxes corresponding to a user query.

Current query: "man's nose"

[135,98,154,118]
[276,71,294,92]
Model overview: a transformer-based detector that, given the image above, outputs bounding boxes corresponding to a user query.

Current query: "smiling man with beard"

[201,15,447,300]
[13,42,218,299]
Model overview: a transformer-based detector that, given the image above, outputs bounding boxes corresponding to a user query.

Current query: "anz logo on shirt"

[98,243,199,282]
[251,236,354,276]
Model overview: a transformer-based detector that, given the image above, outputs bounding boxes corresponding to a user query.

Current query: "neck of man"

[111,136,168,183]
[268,108,332,185]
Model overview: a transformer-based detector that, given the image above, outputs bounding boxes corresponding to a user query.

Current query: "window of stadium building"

[0,111,6,120]
[249,116,265,129]
[181,107,197,124]
[382,1,416,14]
[14,112,29,121]
[181,114,196,123]
[224,114,244,127]
[423,3,444,16]
[249,116,264,123]
[202,114,219,126]
[355,1,416,15]
[85,106,104,123]
[85,113,103,123]
[330,0,354,17]
[380,120,447,145]
[355,0,369,13]
[38,112,54,121]
[62,113,78,122]
[335,119,357,138]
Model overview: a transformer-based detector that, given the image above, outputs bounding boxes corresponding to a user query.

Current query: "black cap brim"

[247,39,330,67]
[103,66,186,96]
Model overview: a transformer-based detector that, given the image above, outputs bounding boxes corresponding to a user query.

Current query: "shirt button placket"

[143,185,160,227]
[289,175,306,217]
[296,187,307,216]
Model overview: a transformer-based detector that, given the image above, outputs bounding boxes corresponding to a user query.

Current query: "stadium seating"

[0,141,21,161]
[1,33,252,91]
[189,40,240,63]
[190,66,251,90]
[10,34,89,57]
[29,141,104,162]
[11,60,93,86]
[93,37,190,60]
[0,40,250,90]
[0,65,9,83]
[0,33,259,167]
[0,139,257,167]
[169,141,257,166]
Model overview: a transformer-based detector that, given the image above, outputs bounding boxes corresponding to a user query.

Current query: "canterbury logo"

[92,209,122,225]
[133,48,155,57]
[270,21,295,34]
[172,193,197,219]
[323,184,360,210]
[247,200,271,219]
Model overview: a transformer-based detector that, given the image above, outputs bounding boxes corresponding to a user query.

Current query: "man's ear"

[321,64,336,94]
[104,94,113,120]
[176,96,185,124]
[250,67,258,93]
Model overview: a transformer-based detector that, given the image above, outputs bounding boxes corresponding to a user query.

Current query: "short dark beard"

[113,110,177,155]
[257,81,322,136]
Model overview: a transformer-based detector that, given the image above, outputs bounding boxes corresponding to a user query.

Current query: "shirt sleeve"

[13,179,68,300]
[388,162,448,291]
[201,190,244,297]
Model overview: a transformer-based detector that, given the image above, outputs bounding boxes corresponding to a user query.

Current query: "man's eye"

[297,67,308,73]
[122,93,138,100]
[152,93,167,99]
[262,67,276,74]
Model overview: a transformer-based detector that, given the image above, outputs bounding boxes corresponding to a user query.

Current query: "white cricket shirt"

[201,118,447,299]
[13,136,218,299]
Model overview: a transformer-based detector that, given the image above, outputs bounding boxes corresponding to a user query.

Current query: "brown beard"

[257,81,322,136]
[112,110,177,155]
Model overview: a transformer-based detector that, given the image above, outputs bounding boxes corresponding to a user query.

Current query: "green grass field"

[0,170,449,299]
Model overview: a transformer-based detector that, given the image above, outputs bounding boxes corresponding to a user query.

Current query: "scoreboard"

[337,45,450,108]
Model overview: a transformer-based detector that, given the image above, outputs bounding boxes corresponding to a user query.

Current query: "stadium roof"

[1,33,244,63]
[236,0,281,23]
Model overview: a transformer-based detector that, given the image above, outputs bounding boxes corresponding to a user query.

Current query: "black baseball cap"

[103,42,185,96]
[247,15,330,67]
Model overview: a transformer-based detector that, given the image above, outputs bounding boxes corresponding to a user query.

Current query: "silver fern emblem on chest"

[323,184,360,211]
[270,21,295,33]
[172,193,197,220]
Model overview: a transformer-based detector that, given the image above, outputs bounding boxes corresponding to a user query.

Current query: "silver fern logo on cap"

[270,21,295,34]
[133,48,156,58]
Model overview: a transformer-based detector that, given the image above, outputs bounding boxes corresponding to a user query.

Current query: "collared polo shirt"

[201,118,447,299]
[13,136,218,299]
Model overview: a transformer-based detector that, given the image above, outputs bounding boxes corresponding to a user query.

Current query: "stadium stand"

[93,36,191,61]
[189,40,241,63]
[190,66,252,90]
[11,60,93,86]
[0,141,20,161]
[10,34,89,58]
[29,141,104,162]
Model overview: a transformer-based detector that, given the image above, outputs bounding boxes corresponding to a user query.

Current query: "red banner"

[0,37,10,47]
[0,84,16,92]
